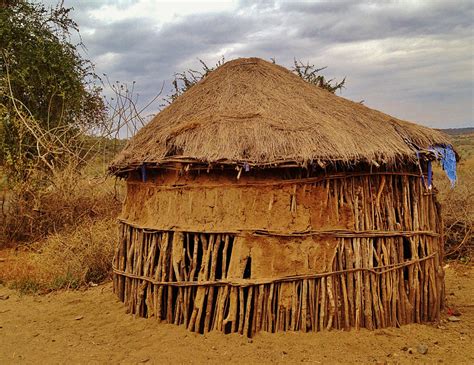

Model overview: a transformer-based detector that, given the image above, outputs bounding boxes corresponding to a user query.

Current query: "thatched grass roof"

[110,57,452,173]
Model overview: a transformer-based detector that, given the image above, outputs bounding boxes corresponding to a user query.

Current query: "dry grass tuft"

[0,218,117,293]
[0,157,123,293]
[1,164,122,245]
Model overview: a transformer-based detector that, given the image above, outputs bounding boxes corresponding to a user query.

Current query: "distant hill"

[439,127,474,136]
[445,130,474,161]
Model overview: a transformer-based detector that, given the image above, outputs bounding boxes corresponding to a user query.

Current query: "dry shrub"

[1,218,117,293]
[436,153,474,261]
[0,248,42,292]
[1,163,122,245]
[0,154,123,292]
[33,217,117,289]
[0,157,124,292]
[0,63,152,291]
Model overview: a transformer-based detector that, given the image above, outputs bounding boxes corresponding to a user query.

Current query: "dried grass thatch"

[110,57,451,174]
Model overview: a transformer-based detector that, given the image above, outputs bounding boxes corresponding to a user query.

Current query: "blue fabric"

[430,145,457,188]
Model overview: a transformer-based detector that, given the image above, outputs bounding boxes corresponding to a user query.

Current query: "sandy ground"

[0,265,472,365]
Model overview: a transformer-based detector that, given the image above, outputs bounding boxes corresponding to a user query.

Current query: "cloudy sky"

[45,0,473,128]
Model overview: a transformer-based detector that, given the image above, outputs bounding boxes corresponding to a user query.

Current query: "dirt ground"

[0,265,472,365]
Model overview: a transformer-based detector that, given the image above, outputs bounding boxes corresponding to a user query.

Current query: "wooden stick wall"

[113,174,444,336]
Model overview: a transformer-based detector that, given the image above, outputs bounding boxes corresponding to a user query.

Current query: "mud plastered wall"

[114,170,444,336]
[121,172,353,233]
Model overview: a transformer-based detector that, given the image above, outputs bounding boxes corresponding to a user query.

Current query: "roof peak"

[110,56,451,174]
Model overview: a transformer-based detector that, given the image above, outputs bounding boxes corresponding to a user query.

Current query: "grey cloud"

[283,0,473,43]
[57,0,473,128]
[77,10,262,108]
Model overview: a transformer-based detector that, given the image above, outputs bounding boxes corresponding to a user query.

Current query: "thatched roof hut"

[110,58,453,336]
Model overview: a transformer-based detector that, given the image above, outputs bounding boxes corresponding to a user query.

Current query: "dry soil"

[0,265,472,364]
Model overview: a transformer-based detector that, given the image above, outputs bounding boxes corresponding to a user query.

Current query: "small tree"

[166,57,225,104]
[292,59,345,93]
[0,0,105,180]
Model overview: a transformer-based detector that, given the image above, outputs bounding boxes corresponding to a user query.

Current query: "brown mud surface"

[1,265,472,364]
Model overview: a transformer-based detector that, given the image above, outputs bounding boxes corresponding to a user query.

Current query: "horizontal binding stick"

[113,172,444,336]
[112,252,436,287]
[125,171,423,190]
[117,219,440,238]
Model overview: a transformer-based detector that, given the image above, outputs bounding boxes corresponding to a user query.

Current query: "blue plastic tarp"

[429,145,457,188]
